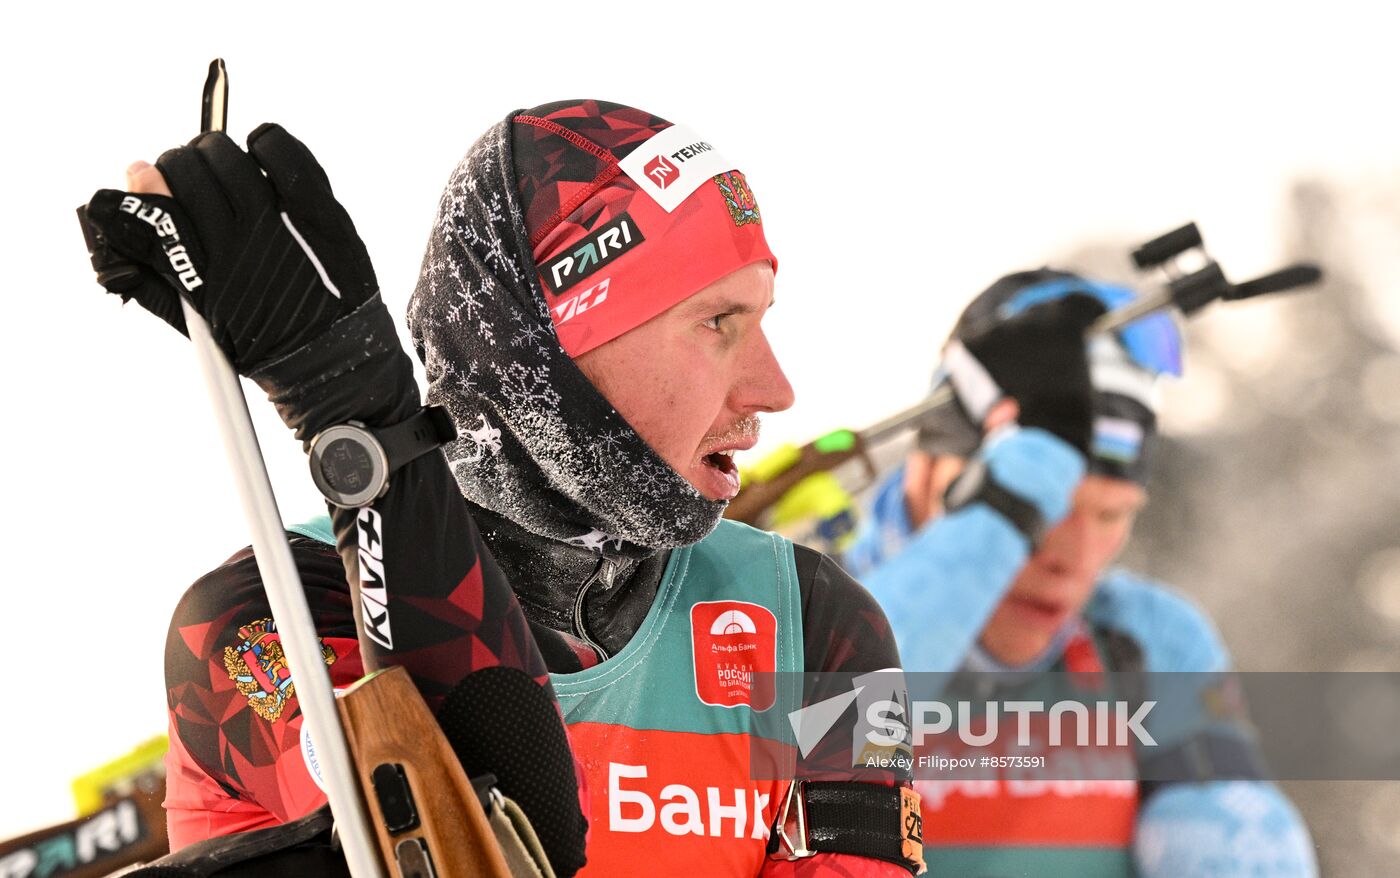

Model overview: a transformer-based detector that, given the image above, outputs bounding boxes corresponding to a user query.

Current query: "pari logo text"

[544,212,644,295]
[0,800,145,877]
[118,195,203,291]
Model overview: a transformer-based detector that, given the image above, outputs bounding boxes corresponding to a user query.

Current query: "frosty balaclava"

[407,100,775,556]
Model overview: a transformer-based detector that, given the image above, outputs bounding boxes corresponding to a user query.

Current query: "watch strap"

[376,406,458,474]
[768,781,925,874]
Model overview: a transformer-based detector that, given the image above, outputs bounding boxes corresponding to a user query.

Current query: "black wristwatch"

[308,406,457,508]
[943,456,1047,546]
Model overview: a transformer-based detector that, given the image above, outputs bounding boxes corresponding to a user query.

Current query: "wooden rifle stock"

[725,439,869,525]
[339,667,514,878]
[726,393,957,527]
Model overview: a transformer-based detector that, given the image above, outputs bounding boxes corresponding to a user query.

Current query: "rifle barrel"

[860,386,955,446]
[860,291,1175,447]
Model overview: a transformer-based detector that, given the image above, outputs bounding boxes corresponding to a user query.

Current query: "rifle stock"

[727,392,957,527]
[726,441,867,525]
[338,666,514,878]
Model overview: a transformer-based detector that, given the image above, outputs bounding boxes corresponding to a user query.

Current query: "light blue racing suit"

[844,427,1317,877]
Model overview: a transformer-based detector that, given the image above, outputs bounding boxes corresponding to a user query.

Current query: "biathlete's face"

[572,262,794,502]
[905,454,1146,666]
[980,475,1147,666]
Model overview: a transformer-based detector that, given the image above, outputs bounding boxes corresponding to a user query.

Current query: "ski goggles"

[999,278,1183,376]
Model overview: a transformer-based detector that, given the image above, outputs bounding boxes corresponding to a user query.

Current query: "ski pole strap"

[768,780,926,874]
[942,455,1048,547]
[1137,730,1268,802]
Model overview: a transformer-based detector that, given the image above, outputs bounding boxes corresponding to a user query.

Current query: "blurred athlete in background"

[845,269,1317,877]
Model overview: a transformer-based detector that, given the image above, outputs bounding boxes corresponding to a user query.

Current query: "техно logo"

[644,154,679,189]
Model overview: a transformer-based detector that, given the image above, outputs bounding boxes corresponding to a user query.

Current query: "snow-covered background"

[6,2,1400,871]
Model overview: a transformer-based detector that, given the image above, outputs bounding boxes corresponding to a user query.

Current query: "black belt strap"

[768,781,925,874]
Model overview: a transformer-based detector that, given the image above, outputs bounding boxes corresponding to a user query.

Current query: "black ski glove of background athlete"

[958,294,1105,456]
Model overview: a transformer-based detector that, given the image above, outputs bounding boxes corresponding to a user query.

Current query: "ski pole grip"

[1132,222,1204,269]
[201,59,227,133]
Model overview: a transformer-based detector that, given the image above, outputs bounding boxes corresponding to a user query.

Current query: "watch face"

[320,437,376,494]
[310,424,389,508]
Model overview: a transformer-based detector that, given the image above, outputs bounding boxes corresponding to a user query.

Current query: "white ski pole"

[187,58,384,878]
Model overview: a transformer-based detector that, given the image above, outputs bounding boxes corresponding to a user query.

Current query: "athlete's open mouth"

[703,450,738,476]
[694,423,758,501]
[695,449,743,501]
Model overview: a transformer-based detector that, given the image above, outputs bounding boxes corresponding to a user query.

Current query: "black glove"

[955,294,1106,456]
[79,124,377,373]
[79,124,417,442]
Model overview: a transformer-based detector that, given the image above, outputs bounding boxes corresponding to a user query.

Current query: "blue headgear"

[927,269,1182,484]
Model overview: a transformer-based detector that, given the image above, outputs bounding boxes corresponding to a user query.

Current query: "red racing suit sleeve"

[163,527,591,875]
[162,283,591,871]
[163,536,366,847]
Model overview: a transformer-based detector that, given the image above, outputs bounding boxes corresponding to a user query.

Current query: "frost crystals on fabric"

[407,117,724,556]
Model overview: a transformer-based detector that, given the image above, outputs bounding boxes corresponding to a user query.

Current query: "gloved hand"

[79,125,417,442]
[79,124,377,372]
[946,294,1106,457]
